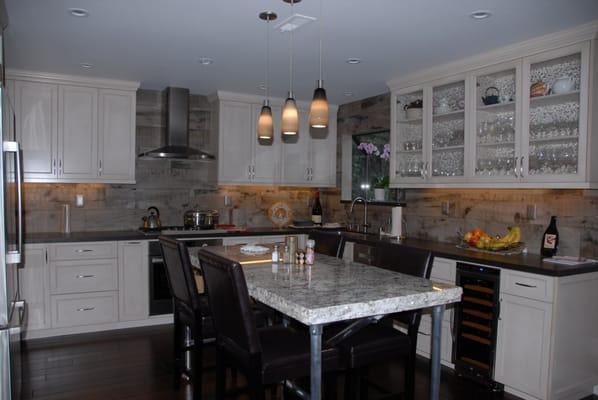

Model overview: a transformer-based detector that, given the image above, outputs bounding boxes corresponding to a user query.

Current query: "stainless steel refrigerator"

[0,0,25,398]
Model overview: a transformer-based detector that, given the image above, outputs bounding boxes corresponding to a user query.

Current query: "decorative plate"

[268,202,291,227]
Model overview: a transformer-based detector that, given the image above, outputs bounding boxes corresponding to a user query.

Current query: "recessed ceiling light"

[198,57,214,65]
[80,62,94,69]
[69,8,89,17]
[470,10,492,20]
[343,91,354,97]
[346,58,361,65]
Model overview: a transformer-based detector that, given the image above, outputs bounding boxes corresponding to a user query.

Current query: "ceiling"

[5,0,598,104]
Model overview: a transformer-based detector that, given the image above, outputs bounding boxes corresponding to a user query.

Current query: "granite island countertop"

[195,248,462,325]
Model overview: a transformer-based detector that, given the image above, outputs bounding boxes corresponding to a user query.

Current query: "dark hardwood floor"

[19,325,596,400]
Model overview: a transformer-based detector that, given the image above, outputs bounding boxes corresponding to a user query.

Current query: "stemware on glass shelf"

[431,80,465,177]
[527,52,581,176]
[396,90,424,178]
[474,67,517,177]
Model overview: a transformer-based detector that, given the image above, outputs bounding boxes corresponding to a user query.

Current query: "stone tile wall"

[328,92,598,257]
[24,89,316,233]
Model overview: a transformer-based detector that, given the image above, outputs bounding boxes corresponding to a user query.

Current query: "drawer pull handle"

[76,274,95,279]
[76,307,95,312]
[76,249,94,253]
[515,282,537,288]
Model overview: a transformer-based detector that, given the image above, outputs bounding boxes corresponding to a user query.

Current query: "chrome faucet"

[350,196,369,233]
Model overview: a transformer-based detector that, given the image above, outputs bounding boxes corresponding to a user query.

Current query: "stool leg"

[359,367,369,400]
[215,349,226,400]
[191,325,203,400]
[173,307,182,390]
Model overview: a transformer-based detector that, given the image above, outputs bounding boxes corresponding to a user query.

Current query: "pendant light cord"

[289,0,294,94]
[266,16,270,101]
[319,0,323,81]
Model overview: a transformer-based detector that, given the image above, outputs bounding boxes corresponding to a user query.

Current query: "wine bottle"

[540,216,559,258]
[311,191,322,226]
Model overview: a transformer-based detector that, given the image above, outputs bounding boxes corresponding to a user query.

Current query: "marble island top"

[193,246,462,325]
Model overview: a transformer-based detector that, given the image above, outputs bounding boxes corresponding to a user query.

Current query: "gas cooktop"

[139,226,228,236]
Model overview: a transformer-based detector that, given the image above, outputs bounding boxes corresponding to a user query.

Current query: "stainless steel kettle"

[142,206,162,229]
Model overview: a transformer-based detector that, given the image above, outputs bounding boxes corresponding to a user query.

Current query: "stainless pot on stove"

[183,207,219,229]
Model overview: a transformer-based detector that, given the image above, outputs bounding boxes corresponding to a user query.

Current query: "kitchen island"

[194,246,462,400]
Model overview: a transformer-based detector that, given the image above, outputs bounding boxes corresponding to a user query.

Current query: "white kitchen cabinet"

[118,241,149,322]
[98,90,136,181]
[7,71,139,183]
[388,27,598,188]
[12,80,58,180]
[217,100,254,184]
[495,293,552,400]
[19,244,50,331]
[212,91,337,187]
[59,85,98,179]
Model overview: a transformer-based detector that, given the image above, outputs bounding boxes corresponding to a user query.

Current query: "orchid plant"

[357,142,391,188]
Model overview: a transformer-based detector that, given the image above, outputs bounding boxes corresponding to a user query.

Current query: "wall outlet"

[441,201,454,216]
[527,204,537,220]
[75,194,84,207]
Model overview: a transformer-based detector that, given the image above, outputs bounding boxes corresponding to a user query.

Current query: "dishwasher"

[453,262,503,391]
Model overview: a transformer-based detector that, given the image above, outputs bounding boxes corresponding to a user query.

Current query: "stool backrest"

[198,249,261,356]
[159,236,200,309]
[375,244,433,330]
[308,230,345,258]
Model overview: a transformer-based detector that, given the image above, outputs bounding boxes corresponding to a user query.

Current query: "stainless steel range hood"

[138,87,215,160]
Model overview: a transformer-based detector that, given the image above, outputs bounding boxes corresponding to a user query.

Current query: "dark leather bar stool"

[197,248,343,400]
[159,236,215,400]
[338,244,434,400]
[308,230,346,258]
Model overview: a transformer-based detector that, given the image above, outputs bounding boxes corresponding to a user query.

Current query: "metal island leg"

[430,305,445,400]
[310,324,323,400]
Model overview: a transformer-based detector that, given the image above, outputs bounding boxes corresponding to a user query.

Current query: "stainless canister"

[285,236,298,264]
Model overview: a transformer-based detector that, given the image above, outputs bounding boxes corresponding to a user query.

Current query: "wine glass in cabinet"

[521,42,589,184]
[391,88,427,185]
[429,78,468,182]
[470,61,522,183]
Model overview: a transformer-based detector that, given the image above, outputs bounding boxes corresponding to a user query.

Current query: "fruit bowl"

[456,240,526,255]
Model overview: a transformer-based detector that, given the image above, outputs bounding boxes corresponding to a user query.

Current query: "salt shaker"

[271,244,279,263]
[305,239,315,265]
[283,245,290,264]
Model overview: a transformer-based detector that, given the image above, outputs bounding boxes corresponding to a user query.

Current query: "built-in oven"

[148,238,223,316]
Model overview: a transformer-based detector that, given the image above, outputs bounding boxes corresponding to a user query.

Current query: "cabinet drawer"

[501,270,554,302]
[51,242,117,261]
[51,292,118,328]
[50,259,118,294]
[431,257,456,283]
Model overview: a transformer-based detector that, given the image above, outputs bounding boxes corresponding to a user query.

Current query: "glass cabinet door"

[523,44,588,182]
[394,89,426,182]
[472,65,519,181]
[430,80,466,180]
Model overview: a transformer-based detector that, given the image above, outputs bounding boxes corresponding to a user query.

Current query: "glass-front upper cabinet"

[470,62,522,182]
[391,88,427,184]
[521,42,589,182]
[429,78,467,182]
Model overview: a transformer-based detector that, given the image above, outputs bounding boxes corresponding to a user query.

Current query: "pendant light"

[257,11,277,141]
[281,0,299,136]
[309,0,329,129]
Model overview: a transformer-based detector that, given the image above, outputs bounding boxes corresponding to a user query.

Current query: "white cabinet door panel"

[495,294,552,400]
[310,115,337,186]
[59,85,98,179]
[13,80,58,180]
[118,241,149,321]
[19,245,49,331]
[98,90,135,182]
[218,101,253,183]
[282,110,310,184]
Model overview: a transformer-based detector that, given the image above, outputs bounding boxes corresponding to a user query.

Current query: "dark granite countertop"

[25,228,598,277]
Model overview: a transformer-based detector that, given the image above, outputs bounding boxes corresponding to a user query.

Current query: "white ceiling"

[5,0,598,104]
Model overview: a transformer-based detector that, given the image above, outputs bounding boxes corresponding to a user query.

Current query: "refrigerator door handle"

[3,141,23,265]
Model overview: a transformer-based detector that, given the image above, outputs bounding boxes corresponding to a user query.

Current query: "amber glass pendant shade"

[281,95,299,135]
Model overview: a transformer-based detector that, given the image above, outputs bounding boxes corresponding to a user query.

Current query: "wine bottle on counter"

[311,191,322,226]
[541,216,559,258]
